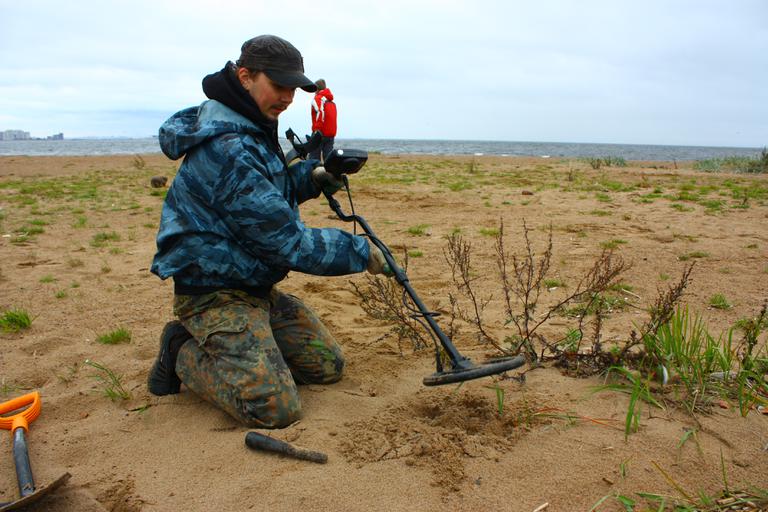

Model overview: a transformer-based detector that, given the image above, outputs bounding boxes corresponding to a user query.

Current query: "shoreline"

[1,138,763,161]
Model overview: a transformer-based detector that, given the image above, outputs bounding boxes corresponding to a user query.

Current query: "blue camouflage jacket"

[151,100,370,295]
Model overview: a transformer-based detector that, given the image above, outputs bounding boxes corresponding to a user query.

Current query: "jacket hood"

[203,62,278,130]
[158,100,264,160]
[316,88,333,101]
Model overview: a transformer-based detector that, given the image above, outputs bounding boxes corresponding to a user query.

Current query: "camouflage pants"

[173,288,344,428]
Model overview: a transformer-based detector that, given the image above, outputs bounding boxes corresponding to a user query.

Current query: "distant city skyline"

[1,1,766,147]
[0,129,64,141]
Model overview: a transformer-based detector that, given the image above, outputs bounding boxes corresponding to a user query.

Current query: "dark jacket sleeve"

[288,159,323,205]
[212,139,369,276]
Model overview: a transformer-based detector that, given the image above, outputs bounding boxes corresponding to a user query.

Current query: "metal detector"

[286,131,525,385]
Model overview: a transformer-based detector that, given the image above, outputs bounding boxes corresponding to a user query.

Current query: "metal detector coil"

[423,356,526,386]
[282,129,529,385]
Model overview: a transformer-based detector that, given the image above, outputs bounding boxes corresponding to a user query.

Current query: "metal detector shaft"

[324,191,472,371]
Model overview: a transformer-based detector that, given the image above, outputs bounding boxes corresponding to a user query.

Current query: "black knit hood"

[201,62,284,157]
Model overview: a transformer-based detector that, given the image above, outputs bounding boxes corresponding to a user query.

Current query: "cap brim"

[264,69,317,92]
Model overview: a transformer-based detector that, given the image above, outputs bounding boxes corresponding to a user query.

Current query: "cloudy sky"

[1,0,766,147]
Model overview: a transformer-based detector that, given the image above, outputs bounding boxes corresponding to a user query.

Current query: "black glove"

[311,166,344,195]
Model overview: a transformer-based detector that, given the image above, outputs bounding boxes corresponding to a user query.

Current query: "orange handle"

[0,391,41,433]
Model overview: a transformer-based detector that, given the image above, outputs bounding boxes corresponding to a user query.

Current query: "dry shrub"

[445,218,630,371]
[350,252,429,354]
[353,217,697,378]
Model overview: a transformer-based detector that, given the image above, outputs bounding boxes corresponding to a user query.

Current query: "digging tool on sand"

[245,432,328,463]
[286,131,526,386]
[0,392,70,511]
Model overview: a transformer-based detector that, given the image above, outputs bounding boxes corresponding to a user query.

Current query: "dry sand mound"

[340,387,550,491]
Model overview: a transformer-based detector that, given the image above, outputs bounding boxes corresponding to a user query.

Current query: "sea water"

[0,137,762,161]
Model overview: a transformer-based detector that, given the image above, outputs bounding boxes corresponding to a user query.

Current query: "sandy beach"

[1,153,766,511]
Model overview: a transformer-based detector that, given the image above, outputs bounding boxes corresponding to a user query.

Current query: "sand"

[0,153,766,511]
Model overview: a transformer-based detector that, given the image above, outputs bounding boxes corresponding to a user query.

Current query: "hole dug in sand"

[339,387,551,492]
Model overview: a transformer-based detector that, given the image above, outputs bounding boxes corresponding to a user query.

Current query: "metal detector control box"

[323,149,368,178]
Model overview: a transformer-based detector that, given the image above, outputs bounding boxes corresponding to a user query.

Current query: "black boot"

[148,320,192,396]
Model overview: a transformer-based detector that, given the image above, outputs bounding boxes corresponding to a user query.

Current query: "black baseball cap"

[236,35,317,92]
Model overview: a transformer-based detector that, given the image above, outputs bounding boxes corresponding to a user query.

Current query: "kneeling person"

[148,35,390,428]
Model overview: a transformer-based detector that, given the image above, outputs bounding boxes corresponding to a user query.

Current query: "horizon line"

[3,135,763,150]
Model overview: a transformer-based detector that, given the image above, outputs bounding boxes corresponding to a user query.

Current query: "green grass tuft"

[600,239,628,249]
[670,203,693,212]
[479,227,500,237]
[709,293,732,310]
[0,309,33,332]
[91,231,121,247]
[678,251,709,261]
[407,224,430,236]
[96,327,131,345]
[84,359,131,401]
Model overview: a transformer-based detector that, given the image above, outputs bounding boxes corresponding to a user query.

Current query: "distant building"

[46,133,64,140]
[0,130,31,141]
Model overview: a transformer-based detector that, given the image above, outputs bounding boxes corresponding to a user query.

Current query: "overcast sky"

[1,0,766,147]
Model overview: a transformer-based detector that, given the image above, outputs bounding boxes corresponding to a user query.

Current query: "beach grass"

[0,308,33,332]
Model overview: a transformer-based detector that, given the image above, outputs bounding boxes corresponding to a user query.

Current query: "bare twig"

[350,254,428,353]
[493,220,553,359]
[444,233,503,351]
[621,263,694,358]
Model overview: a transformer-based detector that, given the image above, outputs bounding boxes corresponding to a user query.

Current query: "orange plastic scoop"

[0,392,70,511]
[0,391,41,433]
